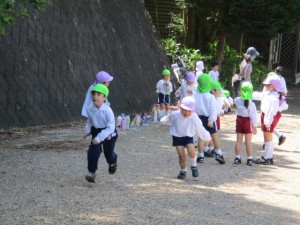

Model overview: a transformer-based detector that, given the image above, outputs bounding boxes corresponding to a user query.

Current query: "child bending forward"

[160,96,211,179]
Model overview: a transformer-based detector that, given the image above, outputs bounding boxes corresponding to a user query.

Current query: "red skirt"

[261,111,281,132]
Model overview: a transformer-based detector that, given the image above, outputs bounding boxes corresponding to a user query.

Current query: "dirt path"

[1,87,300,225]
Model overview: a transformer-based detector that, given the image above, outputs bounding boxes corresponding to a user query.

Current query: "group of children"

[80,61,287,182]
[157,62,288,179]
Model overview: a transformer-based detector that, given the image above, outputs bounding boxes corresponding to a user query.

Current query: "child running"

[234,82,257,166]
[83,84,118,182]
[160,96,211,179]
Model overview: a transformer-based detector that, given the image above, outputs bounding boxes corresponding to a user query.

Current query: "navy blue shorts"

[199,115,217,134]
[158,93,170,104]
[172,136,194,146]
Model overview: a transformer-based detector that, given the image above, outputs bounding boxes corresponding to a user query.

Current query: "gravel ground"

[1,87,300,225]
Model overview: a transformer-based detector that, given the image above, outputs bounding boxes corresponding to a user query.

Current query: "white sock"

[209,146,214,151]
[247,156,253,159]
[180,166,187,172]
[198,152,204,157]
[273,129,282,138]
[204,146,209,152]
[236,155,241,159]
[190,156,197,167]
[264,142,273,159]
[215,149,222,155]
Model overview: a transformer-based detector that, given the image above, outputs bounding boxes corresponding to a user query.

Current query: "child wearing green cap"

[83,84,118,182]
[156,69,173,117]
[234,81,257,166]
[204,81,225,157]
[193,74,225,164]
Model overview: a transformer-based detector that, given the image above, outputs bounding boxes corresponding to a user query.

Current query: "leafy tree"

[174,0,300,69]
[0,0,49,35]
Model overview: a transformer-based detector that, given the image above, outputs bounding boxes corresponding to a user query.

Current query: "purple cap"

[95,71,113,83]
[180,96,196,111]
[263,75,283,92]
[186,71,196,82]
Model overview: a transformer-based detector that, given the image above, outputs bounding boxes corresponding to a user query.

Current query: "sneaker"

[191,166,199,177]
[197,156,204,163]
[247,159,253,166]
[204,150,215,158]
[254,157,271,165]
[270,158,274,164]
[85,172,96,183]
[177,171,187,179]
[234,157,241,164]
[108,163,117,174]
[278,135,286,146]
[215,154,225,164]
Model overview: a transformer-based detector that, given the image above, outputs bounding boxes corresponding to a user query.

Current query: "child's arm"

[194,114,211,142]
[160,113,172,126]
[252,91,264,101]
[84,116,92,138]
[249,102,257,135]
[208,96,217,127]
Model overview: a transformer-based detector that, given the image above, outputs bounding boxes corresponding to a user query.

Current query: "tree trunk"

[183,7,196,48]
[216,31,227,71]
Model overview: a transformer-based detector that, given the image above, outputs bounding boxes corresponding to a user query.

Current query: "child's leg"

[87,143,102,173]
[234,133,244,158]
[103,133,118,165]
[212,132,225,164]
[244,133,253,158]
[186,144,199,177]
[176,146,187,170]
[211,132,222,155]
[273,128,281,138]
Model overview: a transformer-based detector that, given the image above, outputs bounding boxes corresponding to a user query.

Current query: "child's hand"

[83,133,90,139]
[207,122,214,128]
[92,139,100,145]
[253,127,257,135]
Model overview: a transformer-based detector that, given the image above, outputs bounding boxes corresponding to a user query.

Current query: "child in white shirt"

[253,75,284,165]
[83,84,118,182]
[209,62,219,81]
[234,82,257,166]
[160,96,211,179]
[175,71,196,101]
[156,69,173,116]
[193,74,225,164]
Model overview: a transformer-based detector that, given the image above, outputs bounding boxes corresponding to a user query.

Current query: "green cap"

[240,81,253,100]
[211,81,222,90]
[197,73,212,93]
[162,69,171,75]
[92,84,109,97]
[222,90,230,97]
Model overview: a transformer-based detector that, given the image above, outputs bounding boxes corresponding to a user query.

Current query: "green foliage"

[161,38,268,91]
[0,0,50,35]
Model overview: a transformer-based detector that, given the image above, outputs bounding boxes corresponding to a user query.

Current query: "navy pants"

[87,127,118,173]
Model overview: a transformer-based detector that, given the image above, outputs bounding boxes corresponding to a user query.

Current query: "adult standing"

[232,47,259,98]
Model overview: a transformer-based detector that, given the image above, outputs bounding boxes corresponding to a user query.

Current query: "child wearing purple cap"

[253,75,284,165]
[82,71,113,118]
[160,96,211,179]
[175,71,196,101]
